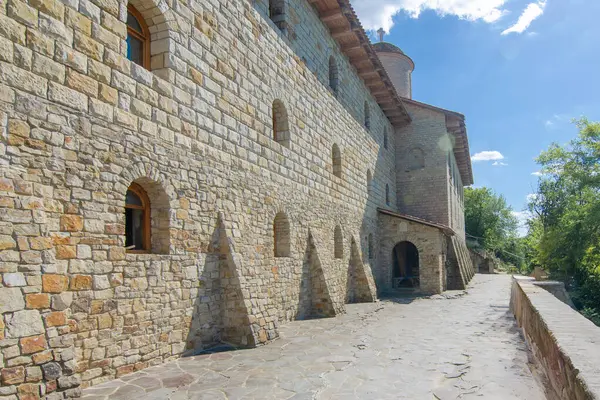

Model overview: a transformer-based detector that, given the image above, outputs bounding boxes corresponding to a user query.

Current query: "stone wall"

[510,276,600,400]
[0,0,395,397]
[395,103,451,228]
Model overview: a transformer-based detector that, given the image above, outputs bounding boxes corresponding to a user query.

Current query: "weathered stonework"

[0,0,474,397]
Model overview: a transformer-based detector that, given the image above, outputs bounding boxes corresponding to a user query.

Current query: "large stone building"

[0,0,474,397]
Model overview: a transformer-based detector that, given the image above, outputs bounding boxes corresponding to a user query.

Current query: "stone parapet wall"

[510,276,600,400]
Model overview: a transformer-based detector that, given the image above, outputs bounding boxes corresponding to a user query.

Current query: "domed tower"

[373,34,414,99]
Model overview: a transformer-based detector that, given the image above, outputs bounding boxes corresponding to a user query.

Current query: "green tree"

[526,118,600,324]
[464,187,520,263]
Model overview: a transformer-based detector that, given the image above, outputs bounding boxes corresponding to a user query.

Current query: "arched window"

[272,100,290,147]
[368,233,373,259]
[332,144,342,178]
[383,127,388,149]
[269,0,286,30]
[366,169,372,194]
[273,212,290,257]
[329,56,339,95]
[125,182,150,252]
[334,225,343,259]
[364,101,370,130]
[126,5,150,69]
[385,184,390,206]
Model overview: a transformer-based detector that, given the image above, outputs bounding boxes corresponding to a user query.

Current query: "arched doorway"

[392,241,420,289]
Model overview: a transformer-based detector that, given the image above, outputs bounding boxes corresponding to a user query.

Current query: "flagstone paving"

[81,274,547,399]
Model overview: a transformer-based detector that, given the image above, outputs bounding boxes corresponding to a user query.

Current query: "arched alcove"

[392,241,420,289]
[272,100,290,147]
[383,127,388,149]
[385,184,390,206]
[273,212,291,257]
[332,144,342,178]
[269,0,286,30]
[329,56,339,95]
[334,225,343,259]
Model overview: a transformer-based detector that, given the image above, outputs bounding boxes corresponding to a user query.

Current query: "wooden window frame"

[125,182,151,253]
[127,4,150,69]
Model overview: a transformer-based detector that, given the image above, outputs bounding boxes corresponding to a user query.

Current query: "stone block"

[44,312,66,327]
[0,287,25,313]
[3,272,26,287]
[32,350,53,365]
[48,82,88,112]
[0,61,47,97]
[42,362,62,380]
[26,293,50,309]
[26,366,42,382]
[1,365,25,385]
[56,245,77,259]
[0,13,26,45]
[51,292,73,311]
[0,234,17,250]
[74,31,103,61]
[60,214,83,232]
[17,382,41,398]
[42,274,69,293]
[20,334,47,354]
[29,0,64,20]
[7,0,38,27]
[66,69,98,97]
[5,310,44,338]
[70,275,92,290]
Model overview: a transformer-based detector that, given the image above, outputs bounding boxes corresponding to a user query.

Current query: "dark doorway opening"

[392,241,420,289]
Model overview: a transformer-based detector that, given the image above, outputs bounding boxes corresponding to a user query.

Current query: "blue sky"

[352,0,600,234]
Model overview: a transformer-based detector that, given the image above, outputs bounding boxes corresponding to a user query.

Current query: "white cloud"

[531,171,544,176]
[545,114,571,130]
[501,1,547,35]
[350,0,508,33]
[471,151,505,162]
[492,161,508,166]
[526,193,539,203]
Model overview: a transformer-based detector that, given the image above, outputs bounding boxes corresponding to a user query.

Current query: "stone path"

[81,274,547,399]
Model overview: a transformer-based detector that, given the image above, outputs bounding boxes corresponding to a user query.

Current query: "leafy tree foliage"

[525,118,600,324]
[464,187,520,264]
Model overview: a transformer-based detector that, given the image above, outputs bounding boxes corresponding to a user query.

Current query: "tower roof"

[373,42,405,55]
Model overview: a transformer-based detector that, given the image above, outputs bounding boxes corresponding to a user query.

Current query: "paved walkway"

[81,274,547,399]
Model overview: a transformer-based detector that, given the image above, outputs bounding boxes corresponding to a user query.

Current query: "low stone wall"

[510,276,600,400]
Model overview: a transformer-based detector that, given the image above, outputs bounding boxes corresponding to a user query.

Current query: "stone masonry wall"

[510,276,600,400]
[395,103,452,229]
[0,0,399,397]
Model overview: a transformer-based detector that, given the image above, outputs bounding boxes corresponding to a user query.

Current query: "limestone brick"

[20,334,47,354]
[7,0,38,28]
[0,288,25,313]
[25,294,50,309]
[42,275,69,293]
[29,0,64,21]
[5,310,44,338]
